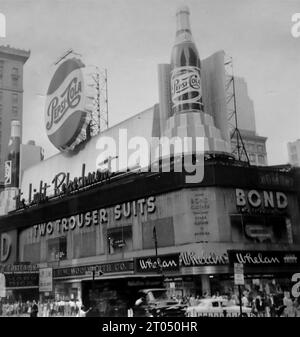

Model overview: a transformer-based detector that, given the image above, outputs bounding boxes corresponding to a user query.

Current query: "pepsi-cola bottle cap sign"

[45,58,92,152]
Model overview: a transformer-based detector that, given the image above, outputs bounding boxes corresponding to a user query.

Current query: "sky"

[0,0,300,164]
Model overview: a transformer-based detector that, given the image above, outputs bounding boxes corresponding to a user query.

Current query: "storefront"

[1,159,300,314]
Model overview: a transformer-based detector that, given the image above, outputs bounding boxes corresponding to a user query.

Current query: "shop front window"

[107,225,132,254]
[230,214,289,243]
[47,236,67,262]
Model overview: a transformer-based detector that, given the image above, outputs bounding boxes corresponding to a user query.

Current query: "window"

[11,67,19,79]
[249,154,256,163]
[0,104,2,114]
[290,145,297,153]
[291,154,298,162]
[47,236,67,261]
[0,60,3,78]
[12,67,19,86]
[107,225,133,254]
[12,93,18,104]
[230,214,289,243]
[12,106,18,114]
[248,144,255,152]
[258,155,265,165]
[0,91,2,100]
[257,144,264,153]
[142,217,175,249]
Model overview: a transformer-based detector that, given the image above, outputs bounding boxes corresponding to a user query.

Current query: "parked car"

[186,298,253,317]
[133,288,187,317]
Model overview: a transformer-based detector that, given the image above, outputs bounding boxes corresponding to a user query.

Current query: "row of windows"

[0,104,18,114]
[290,145,298,154]
[231,140,266,154]
[291,153,298,162]
[0,60,20,86]
[0,91,18,103]
[248,153,266,165]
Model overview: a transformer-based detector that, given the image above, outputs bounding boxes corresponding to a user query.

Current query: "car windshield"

[151,290,169,301]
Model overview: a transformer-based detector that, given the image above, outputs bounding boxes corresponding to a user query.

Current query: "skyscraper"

[0,45,30,188]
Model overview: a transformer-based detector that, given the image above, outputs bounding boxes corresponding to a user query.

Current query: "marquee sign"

[45,57,92,152]
[135,254,180,273]
[53,260,134,278]
[228,250,300,266]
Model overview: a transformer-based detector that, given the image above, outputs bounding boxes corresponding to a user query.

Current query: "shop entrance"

[81,276,164,317]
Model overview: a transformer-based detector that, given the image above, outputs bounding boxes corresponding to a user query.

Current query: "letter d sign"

[291,273,300,298]
[0,233,11,262]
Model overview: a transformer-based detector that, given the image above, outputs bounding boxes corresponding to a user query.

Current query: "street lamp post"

[153,226,163,277]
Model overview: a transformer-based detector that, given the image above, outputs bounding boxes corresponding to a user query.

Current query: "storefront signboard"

[179,251,229,266]
[0,273,5,297]
[234,263,244,285]
[4,273,39,289]
[39,268,53,292]
[0,263,38,273]
[228,250,300,266]
[135,254,180,273]
[235,189,288,214]
[53,260,133,278]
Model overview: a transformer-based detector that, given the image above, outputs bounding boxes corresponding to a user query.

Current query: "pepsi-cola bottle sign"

[170,6,203,115]
[171,65,202,108]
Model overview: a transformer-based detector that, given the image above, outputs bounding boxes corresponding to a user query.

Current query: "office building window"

[248,144,255,152]
[11,67,19,79]
[291,154,298,162]
[0,60,3,78]
[12,106,18,114]
[257,144,264,153]
[0,91,2,100]
[0,104,2,114]
[107,225,133,255]
[12,67,19,86]
[249,154,256,163]
[12,93,18,104]
[258,155,265,165]
[290,145,297,153]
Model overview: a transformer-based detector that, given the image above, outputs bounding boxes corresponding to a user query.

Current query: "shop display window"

[142,217,174,249]
[47,236,67,262]
[107,225,132,254]
[230,214,289,243]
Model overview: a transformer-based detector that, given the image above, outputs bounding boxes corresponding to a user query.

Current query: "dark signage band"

[135,254,180,273]
[53,260,134,278]
[0,264,39,273]
[5,273,39,288]
[228,250,300,266]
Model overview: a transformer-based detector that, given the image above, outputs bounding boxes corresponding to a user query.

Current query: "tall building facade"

[287,140,300,166]
[231,129,268,166]
[231,77,268,166]
[0,45,30,187]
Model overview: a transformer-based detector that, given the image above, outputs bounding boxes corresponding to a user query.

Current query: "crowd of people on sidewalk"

[0,298,86,317]
[1,288,300,317]
[181,290,300,317]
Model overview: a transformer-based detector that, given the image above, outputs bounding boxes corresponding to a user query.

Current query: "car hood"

[149,301,185,309]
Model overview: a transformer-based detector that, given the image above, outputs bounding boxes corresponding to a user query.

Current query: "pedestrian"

[283,292,295,317]
[30,300,38,317]
[242,293,249,307]
[77,305,92,317]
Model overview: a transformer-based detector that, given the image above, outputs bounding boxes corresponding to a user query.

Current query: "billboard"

[45,58,92,152]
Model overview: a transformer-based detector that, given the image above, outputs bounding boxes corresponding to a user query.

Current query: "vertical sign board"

[39,268,53,292]
[234,263,245,285]
[4,161,12,185]
[0,273,5,297]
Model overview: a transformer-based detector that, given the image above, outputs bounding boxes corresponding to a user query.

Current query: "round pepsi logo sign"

[45,58,91,152]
